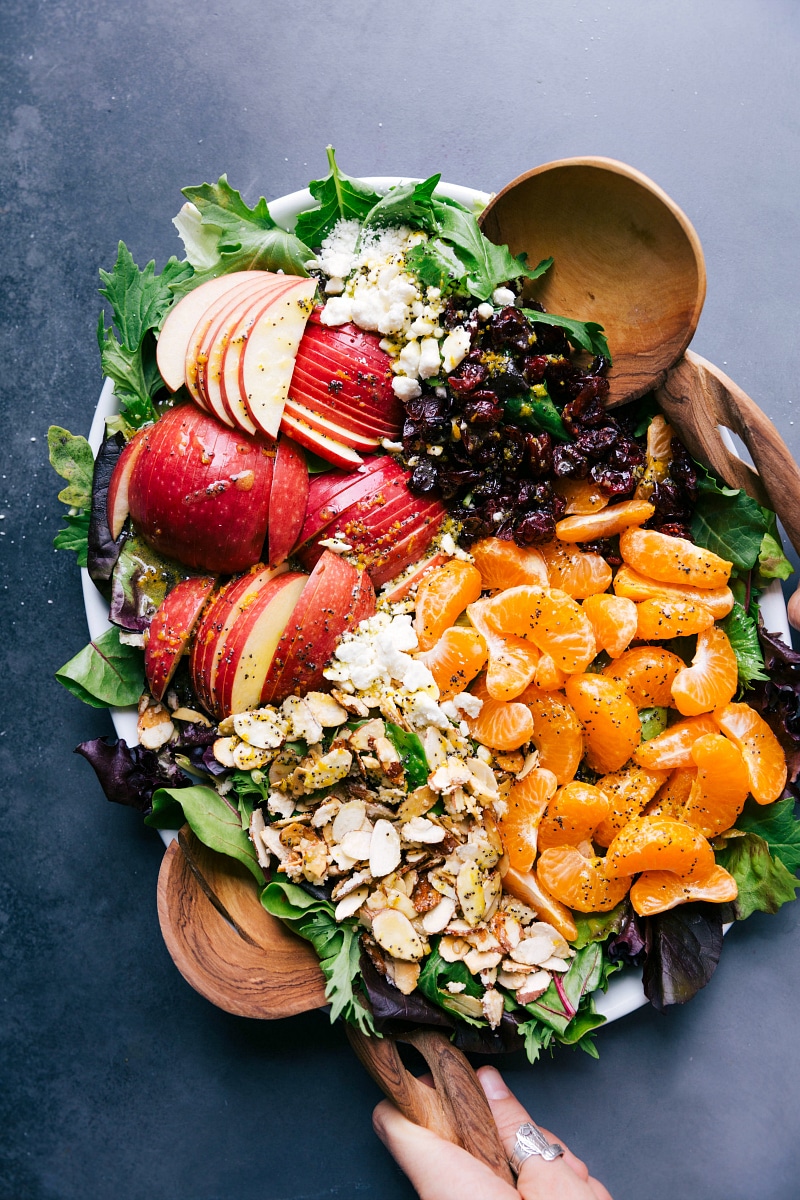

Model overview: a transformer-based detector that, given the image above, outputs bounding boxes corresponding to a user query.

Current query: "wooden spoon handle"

[346,1025,514,1185]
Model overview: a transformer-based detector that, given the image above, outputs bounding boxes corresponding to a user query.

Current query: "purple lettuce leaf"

[642,903,723,1012]
[75,735,192,813]
[87,433,125,584]
[750,617,800,788]
[607,906,647,967]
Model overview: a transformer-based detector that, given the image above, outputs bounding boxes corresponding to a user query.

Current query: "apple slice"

[240,278,317,439]
[282,397,381,453]
[145,575,217,701]
[189,564,287,714]
[297,456,415,549]
[156,272,257,392]
[367,513,446,588]
[212,571,308,717]
[279,408,364,471]
[185,274,287,411]
[288,363,401,437]
[379,551,451,602]
[106,429,147,539]
[127,404,274,574]
[268,437,309,567]
[259,552,368,705]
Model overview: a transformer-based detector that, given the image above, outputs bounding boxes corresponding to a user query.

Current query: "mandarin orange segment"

[537,847,632,912]
[671,625,738,716]
[469,537,549,589]
[480,585,597,674]
[633,714,718,770]
[537,782,611,852]
[645,766,697,818]
[581,593,638,659]
[500,865,578,941]
[681,732,750,837]
[540,540,613,599]
[419,626,487,701]
[593,763,670,847]
[605,815,715,879]
[555,498,655,543]
[613,564,734,620]
[464,694,534,751]
[634,415,674,501]
[602,645,685,707]
[519,686,584,784]
[635,598,715,640]
[414,559,483,651]
[619,527,733,589]
[713,702,788,803]
[533,653,568,691]
[630,864,738,917]
[497,767,559,872]
[564,674,641,774]
[556,476,610,515]
[468,599,539,700]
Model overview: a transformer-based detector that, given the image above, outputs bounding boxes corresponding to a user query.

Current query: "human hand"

[373,1064,613,1200]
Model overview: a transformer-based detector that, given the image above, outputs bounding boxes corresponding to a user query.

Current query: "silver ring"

[509,1121,565,1173]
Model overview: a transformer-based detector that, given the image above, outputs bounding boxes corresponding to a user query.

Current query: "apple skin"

[189,564,288,714]
[260,551,375,705]
[288,361,401,436]
[379,551,450,602]
[279,409,364,471]
[106,429,147,540]
[127,404,274,575]
[145,575,217,701]
[297,454,408,547]
[282,396,381,453]
[212,571,309,718]
[268,437,309,567]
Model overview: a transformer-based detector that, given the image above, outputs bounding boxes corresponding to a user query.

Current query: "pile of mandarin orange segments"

[414,417,787,928]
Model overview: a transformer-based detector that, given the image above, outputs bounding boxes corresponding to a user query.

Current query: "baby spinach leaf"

[56,626,144,708]
[182,176,314,277]
[690,464,767,571]
[262,880,376,1033]
[523,944,604,1035]
[521,309,611,361]
[384,722,428,788]
[715,832,800,919]
[48,426,94,509]
[720,602,768,688]
[503,388,569,441]
[417,945,485,1024]
[434,203,552,302]
[148,784,264,883]
[735,797,800,873]
[362,174,441,234]
[639,707,669,741]
[572,901,630,950]
[294,147,382,247]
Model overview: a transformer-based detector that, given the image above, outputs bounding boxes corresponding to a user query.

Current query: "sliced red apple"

[297,456,415,549]
[240,278,317,439]
[279,408,364,471]
[106,429,147,539]
[259,552,369,705]
[379,551,451,602]
[288,362,401,436]
[268,437,309,567]
[212,571,308,718]
[156,272,258,392]
[145,575,217,701]
[367,513,446,589]
[127,404,274,574]
[282,397,381,453]
[184,274,282,408]
[189,564,287,714]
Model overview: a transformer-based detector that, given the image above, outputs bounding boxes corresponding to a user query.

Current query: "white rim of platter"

[82,178,792,1030]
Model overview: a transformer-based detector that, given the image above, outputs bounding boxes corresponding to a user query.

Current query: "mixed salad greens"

[51,149,800,1063]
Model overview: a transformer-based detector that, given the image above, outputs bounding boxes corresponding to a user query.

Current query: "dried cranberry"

[514,509,556,545]
[580,538,622,567]
[590,464,635,497]
[528,320,571,356]
[464,393,504,425]
[575,427,618,459]
[553,443,589,479]
[656,522,692,540]
[522,354,549,384]
[489,307,533,353]
[669,438,698,499]
[562,391,607,434]
[526,431,554,477]
[448,360,489,394]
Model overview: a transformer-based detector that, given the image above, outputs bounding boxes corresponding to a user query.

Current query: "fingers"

[477,1067,590,1180]
[373,1098,520,1200]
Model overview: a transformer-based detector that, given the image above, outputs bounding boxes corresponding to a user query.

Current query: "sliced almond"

[335,886,369,921]
[332,800,367,842]
[294,746,353,791]
[305,691,348,727]
[456,861,486,927]
[281,695,324,744]
[396,785,437,822]
[331,868,373,901]
[464,948,503,975]
[349,717,386,751]
[372,909,426,961]
[516,970,551,1005]
[421,895,456,934]
[213,736,239,769]
[233,740,271,771]
[510,935,554,967]
[539,956,571,973]
[401,817,445,845]
[444,992,485,1020]
[233,709,288,749]
[370,818,402,878]
[438,934,470,962]
[172,707,211,726]
[482,988,504,1029]
[385,957,421,995]
[340,828,373,861]
[332,688,370,718]
[423,727,450,771]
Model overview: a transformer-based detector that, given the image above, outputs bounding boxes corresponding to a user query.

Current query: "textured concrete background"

[2,1,800,1197]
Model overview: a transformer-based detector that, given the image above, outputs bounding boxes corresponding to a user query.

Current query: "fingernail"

[479,1066,510,1100]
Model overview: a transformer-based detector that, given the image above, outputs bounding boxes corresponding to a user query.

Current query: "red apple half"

[145,574,217,701]
[127,404,274,574]
[268,437,309,567]
[189,563,288,715]
[260,551,375,705]
[106,428,147,539]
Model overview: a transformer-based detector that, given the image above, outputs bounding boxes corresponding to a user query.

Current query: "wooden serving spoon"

[480,157,800,625]
[157,827,515,1185]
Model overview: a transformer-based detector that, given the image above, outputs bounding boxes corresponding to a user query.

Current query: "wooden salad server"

[480,156,800,624]
[157,828,514,1184]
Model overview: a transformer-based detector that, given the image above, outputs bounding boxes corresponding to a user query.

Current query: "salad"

[50,149,800,1063]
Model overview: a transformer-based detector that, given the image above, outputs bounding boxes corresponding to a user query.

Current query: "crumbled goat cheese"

[491,286,516,307]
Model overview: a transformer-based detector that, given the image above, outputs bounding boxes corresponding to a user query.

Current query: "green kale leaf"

[719,602,768,689]
[55,626,144,709]
[736,797,800,873]
[48,425,94,564]
[182,176,314,278]
[293,147,383,248]
[147,785,264,882]
[715,831,800,920]
[262,880,376,1033]
[521,309,611,361]
[433,204,552,302]
[53,511,90,566]
[690,464,767,571]
[362,174,441,235]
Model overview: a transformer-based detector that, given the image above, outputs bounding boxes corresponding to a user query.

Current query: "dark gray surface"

[2,1,800,1197]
